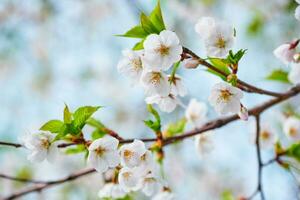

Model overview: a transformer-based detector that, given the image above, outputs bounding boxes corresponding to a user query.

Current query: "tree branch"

[182,47,283,97]
[1,84,300,199]
[2,168,96,200]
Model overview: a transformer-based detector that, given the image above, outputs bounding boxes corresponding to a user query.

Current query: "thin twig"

[182,47,283,97]
[2,168,96,200]
[0,141,22,148]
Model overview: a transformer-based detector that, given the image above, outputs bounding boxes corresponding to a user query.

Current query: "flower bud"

[273,43,296,65]
[294,53,300,63]
[183,58,199,69]
[238,105,248,121]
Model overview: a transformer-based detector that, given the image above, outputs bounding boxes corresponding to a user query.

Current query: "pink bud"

[273,43,296,65]
[238,105,248,121]
[183,58,199,69]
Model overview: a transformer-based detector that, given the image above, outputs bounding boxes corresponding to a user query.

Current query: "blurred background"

[0,0,300,199]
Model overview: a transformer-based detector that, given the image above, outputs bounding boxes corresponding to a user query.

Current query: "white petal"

[296,6,300,21]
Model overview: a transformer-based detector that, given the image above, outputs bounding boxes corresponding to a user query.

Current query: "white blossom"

[185,99,207,127]
[87,136,120,173]
[145,94,178,113]
[141,70,170,96]
[118,167,143,192]
[259,126,277,149]
[273,43,296,65]
[195,131,214,156]
[295,5,300,21]
[288,63,300,84]
[208,82,243,115]
[143,30,182,71]
[22,132,57,163]
[141,169,162,196]
[169,75,187,97]
[283,117,300,141]
[195,17,234,58]
[117,49,144,82]
[119,139,147,168]
[98,183,127,199]
[152,190,175,200]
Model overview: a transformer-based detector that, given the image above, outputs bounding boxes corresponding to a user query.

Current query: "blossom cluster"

[118,30,186,113]
[89,137,171,199]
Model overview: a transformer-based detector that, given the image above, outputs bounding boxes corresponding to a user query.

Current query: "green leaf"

[140,13,159,34]
[40,120,64,133]
[207,58,230,80]
[73,106,101,129]
[266,69,290,84]
[63,104,72,124]
[149,0,166,32]
[65,144,87,154]
[165,118,187,137]
[247,13,264,36]
[286,143,300,162]
[147,104,161,124]
[221,190,234,200]
[91,129,106,140]
[117,25,148,39]
[86,118,105,129]
[132,39,145,50]
[225,49,247,65]
[144,104,161,132]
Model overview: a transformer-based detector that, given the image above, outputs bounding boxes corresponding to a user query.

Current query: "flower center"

[219,89,232,102]
[144,177,156,183]
[289,127,298,137]
[150,72,162,85]
[95,147,106,156]
[190,112,199,122]
[40,139,50,149]
[156,44,170,56]
[131,58,142,71]
[261,131,270,140]
[124,149,134,160]
[123,172,132,179]
[215,37,226,49]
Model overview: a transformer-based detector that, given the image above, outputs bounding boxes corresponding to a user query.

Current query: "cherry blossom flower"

[118,167,143,192]
[288,63,300,84]
[87,136,120,173]
[119,139,147,168]
[169,75,187,97]
[141,70,170,96]
[98,183,127,199]
[273,43,296,65]
[283,117,300,141]
[143,30,182,71]
[141,169,162,196]
[208,82,243,115]
[194,131,214,156]
[22,132,57,163]
[259,126,277,149]
[195,17,234,58]
[152,190,175,200]
[117,49,144,82]
[145,94,178,113]
[185,99,207,127]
